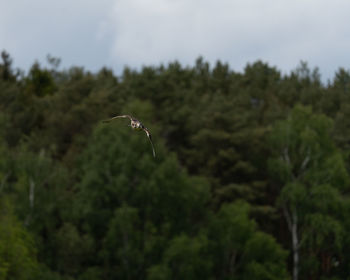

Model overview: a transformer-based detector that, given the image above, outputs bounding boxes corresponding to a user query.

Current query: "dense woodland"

[1,49,350,280]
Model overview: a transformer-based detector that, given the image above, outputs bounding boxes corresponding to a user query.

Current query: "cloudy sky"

[1,0,350,82]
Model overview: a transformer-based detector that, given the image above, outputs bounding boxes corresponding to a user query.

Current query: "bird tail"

[145,130,156,158]
[150,140,156,158]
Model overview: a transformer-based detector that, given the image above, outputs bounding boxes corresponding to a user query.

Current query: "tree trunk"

[25,178,35,226]
[291,208,299,280]
[283,205,299,280]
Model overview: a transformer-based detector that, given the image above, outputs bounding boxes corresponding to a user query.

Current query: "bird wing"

[143,127,156,158]
[102,114,133,123]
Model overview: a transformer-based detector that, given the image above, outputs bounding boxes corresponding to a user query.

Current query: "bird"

[102,114,156,157]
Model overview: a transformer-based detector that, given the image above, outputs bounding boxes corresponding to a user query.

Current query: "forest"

[1,49,350,280]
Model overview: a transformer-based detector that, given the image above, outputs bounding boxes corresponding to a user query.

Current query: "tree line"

[1,50,350,279]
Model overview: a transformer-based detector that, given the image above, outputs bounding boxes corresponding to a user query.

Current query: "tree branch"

[299,148,311,174]
[282,203,293,233]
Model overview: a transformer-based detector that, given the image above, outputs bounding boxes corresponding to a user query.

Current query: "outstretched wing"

[143,127,156,158]
[102,114,133,123]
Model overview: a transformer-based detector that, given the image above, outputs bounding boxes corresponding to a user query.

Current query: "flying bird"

[103,115,156,157]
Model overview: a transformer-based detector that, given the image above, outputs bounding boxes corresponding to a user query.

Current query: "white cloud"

[0,0,115,71]
[1,0,350,80]
[108,0,350,79]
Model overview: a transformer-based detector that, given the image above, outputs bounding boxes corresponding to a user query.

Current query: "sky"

[1,0,350,82]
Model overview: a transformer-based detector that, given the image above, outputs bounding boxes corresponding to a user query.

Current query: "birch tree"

[269,105,349,280]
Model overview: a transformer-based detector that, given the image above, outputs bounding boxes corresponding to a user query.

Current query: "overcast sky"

[1,0,350,82]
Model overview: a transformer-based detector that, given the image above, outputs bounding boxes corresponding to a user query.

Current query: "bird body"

[103,115,156,157]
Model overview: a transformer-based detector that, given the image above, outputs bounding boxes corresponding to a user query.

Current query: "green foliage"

[147,233,211,280]
[75,120,211,278]
[0,198,39,280]
[269,104,350,279]
[208,202,288,280]
[2,51,350,279]
[0,50,17,82]
[102,205,143,279]
[243,232,289,280]
[25,62,57,97]
[55,223,94,275]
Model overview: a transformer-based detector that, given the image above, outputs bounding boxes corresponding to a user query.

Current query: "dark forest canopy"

[1,50,350,279]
